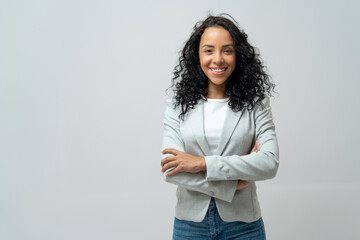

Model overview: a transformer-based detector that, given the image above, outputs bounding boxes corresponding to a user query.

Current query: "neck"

[207,84,227,99]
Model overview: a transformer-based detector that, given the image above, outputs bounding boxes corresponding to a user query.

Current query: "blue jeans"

[173,199,266,240]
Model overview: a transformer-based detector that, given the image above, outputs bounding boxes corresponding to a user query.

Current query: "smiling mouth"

[210,68,227,74]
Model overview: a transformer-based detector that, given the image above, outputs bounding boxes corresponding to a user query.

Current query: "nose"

[213,52,224,65]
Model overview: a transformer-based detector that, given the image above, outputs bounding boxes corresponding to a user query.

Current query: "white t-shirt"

[203,97,229,155]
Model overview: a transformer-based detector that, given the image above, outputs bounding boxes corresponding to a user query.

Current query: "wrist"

[200,157,206,171]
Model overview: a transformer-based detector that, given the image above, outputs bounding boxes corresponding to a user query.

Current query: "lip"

[209,67,227,75]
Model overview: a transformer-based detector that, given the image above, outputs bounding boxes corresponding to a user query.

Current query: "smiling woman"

[161,14,278,240]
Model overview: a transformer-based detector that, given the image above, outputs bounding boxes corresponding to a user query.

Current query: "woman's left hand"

[161,148,206,176]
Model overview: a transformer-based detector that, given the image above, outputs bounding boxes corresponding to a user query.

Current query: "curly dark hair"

[170,14,276,120]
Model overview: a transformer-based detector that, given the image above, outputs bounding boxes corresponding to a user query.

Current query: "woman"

[161,14,279,240]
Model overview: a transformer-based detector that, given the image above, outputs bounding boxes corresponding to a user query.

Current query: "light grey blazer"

[161,96,279,223]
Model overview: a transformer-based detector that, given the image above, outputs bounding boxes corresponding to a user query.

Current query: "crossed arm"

[161,142,261,190]
[160,97,279,203]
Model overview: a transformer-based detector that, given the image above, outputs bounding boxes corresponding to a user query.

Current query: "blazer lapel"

[189,99,212,155]
[189,99,244,156]
[216,107,244,156]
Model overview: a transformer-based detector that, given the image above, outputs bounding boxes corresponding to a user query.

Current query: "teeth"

[211,68,225,72]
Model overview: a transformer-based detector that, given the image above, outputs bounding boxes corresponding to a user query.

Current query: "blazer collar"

[189,98,244,156]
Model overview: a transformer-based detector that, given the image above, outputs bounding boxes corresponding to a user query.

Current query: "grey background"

[1,0,359,239]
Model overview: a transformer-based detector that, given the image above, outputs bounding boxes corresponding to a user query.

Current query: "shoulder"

[165,98,203,121]
[164,98,182,121]
[253,96,271,110]
[165,98,180,112]
[249,96,272,119]
[166,98,176,107]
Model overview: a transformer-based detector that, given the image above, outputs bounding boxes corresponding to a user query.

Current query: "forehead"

[200,26,234,45]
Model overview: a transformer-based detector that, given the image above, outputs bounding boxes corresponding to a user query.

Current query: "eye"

[224,49,233,54]
[204,49,213,53]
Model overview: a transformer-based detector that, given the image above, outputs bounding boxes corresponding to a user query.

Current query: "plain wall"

[1,0,359,239]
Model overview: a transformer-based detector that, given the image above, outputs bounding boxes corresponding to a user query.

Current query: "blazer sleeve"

[161,99,237,203]
[205,97,280,181]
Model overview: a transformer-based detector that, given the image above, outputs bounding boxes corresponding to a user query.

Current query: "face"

[199,26,236,92]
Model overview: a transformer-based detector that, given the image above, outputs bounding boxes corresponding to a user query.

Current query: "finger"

[253,145,258,152]
[161,161,179,173]
[237,180,251,190]
[256,141,261,151]
[250,145,255,152]
[165,166,181,177]
[254,143,259,152]
[250,144,258,153]
[162,148,180,155]
[161,156,177,167]
[251,141,260,153]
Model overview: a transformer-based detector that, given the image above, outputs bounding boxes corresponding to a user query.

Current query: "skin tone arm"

[161,141,261,190]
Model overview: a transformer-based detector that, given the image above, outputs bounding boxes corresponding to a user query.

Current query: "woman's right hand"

[236,141,260,190]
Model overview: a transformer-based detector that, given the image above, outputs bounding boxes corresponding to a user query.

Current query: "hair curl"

[170,14,275,120]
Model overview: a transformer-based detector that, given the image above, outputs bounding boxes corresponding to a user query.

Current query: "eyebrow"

[201,44,234,48]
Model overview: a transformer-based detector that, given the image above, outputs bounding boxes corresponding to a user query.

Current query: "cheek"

[228,56,236,67]
[200,60,209,72]
[200,55,210,66]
